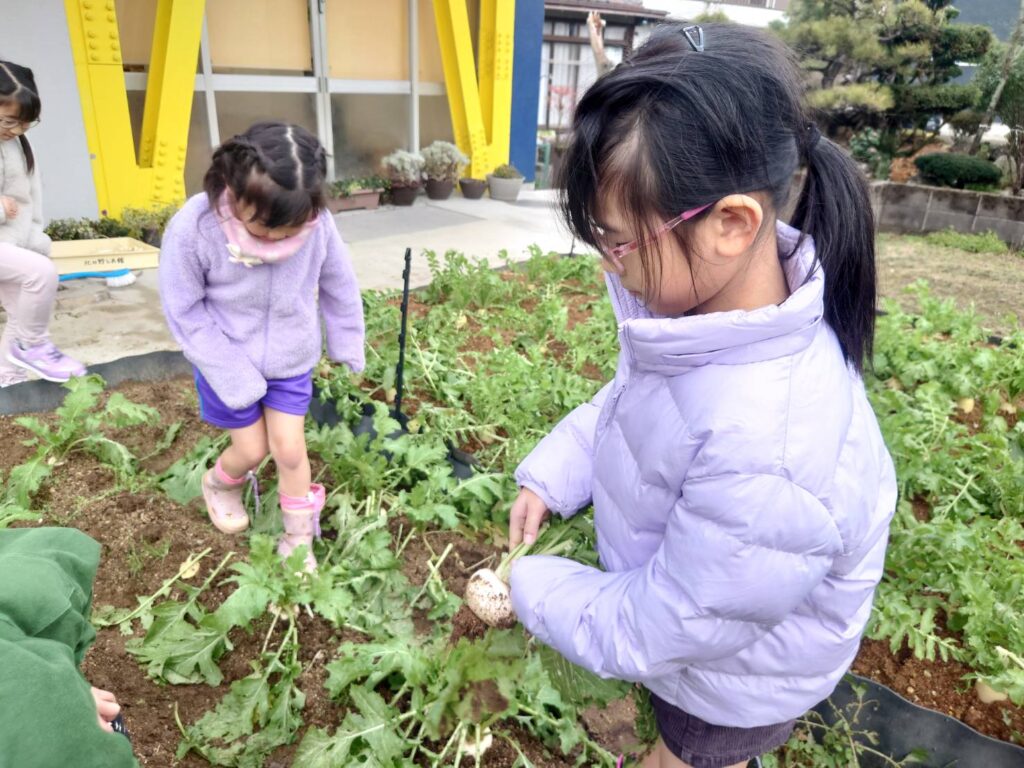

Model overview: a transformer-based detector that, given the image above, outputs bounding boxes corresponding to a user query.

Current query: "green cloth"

[0,527,138,768]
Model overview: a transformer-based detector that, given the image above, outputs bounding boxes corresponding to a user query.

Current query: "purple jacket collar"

[607,222,824,374]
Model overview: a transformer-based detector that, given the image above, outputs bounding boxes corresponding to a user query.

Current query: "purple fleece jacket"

[158,194,365,410]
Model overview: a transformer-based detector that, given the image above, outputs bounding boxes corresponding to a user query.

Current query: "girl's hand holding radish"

[1,195,17,219]
[466,520,577,628]
[508,487,550,549]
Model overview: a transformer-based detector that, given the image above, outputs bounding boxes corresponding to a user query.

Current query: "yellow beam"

[432,0,515,179]
[65,0,204,217]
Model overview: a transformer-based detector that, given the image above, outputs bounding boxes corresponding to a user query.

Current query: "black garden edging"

[0,350,193,416]
[811,674,1024,767]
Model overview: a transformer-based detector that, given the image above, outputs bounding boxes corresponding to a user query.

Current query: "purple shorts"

[194,368,313,429]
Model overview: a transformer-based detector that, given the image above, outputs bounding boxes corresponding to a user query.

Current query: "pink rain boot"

[201,458,256,534]
[278,484,325,572]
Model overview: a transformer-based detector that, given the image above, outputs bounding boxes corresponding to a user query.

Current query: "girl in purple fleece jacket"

[159,122,365,571]
[507,24,896,768]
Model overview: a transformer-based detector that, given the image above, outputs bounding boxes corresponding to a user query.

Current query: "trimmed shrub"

[914,153,1002,189]
[893,84,980,117]
[807,84,894,113]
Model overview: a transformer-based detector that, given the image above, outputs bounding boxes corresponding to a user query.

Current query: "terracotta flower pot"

[326,189,383,213]
[486,174,523,202]
[425,178,455,200]
[459,178,486,199]
[390,184,420,206]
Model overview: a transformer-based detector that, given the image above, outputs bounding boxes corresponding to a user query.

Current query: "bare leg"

[219,417,270,479]
[264,407,310,497]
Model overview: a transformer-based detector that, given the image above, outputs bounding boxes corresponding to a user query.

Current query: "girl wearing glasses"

[507,24,896,768]
[0,61,87,386]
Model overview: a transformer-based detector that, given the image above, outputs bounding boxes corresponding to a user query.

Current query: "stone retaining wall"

[871,182,1024,248]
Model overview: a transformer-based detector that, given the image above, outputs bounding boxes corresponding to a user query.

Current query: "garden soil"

[2,371,1022,765]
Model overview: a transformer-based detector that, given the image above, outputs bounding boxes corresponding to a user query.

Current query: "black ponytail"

[18,136,34,175]
[0,61,42,175]
[559,23,878,372]
[791,132,876,371]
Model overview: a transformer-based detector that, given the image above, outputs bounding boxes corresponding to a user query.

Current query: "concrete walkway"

[34,189,573,369]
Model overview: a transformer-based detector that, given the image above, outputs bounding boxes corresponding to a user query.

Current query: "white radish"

[458,727,494,759]
[465,568,516,628]
[975,680,1009,704]
[464,524,577,628]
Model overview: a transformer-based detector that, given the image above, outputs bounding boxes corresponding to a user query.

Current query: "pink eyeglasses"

[601,202,714,272]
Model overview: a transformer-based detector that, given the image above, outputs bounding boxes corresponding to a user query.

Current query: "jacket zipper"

[261,265,274,370]
[596,323,632,435]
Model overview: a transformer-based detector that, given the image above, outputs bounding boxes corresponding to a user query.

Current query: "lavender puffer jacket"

[159,194,364,410]
[510,222,897,728]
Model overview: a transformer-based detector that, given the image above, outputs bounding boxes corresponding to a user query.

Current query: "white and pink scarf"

[215,191,318,267]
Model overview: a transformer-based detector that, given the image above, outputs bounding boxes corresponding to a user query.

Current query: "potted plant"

[381,150,424,206]
[326,176,387,213]
[421,140,468,200]
[459,177,486,199]
[487,163,524,202]
[119,203,179,246]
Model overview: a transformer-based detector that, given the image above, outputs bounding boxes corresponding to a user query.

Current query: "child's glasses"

[599,203,713,272]
[0,117,39,133]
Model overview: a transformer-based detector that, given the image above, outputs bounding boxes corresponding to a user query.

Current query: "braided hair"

[204,122,328,228]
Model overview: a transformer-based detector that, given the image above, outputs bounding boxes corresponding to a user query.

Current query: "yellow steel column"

[64,0,204,217]
[485,0,514,165]
[432,0,515,179]
[140,0,205,204]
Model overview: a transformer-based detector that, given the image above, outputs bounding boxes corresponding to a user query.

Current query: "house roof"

[544,0,668,21]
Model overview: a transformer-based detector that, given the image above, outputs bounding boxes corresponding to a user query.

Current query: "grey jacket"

[0,138,51,256]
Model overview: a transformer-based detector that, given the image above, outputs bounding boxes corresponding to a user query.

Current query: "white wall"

[644,1,787,28]
[1,0,99,219]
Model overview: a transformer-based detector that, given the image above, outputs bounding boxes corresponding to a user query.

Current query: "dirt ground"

[876,234,1024,335]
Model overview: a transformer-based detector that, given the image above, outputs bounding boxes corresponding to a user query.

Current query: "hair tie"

[806,123,822,154]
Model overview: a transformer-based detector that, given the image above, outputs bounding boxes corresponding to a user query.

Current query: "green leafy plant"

[892,83,981,120]
[849,128,893,179]
[329,175,388,198]
[490,163,523,179]
[159,433,230,504]
[922,228,1009,255]
[44,217,105,241]
[45,206,178,242]
[22,241,1024,765]
[807,83,895,113]
[765,681,928,767]
[119,203,180,240]
[866,285,1024,702]
[15,375,158,483]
